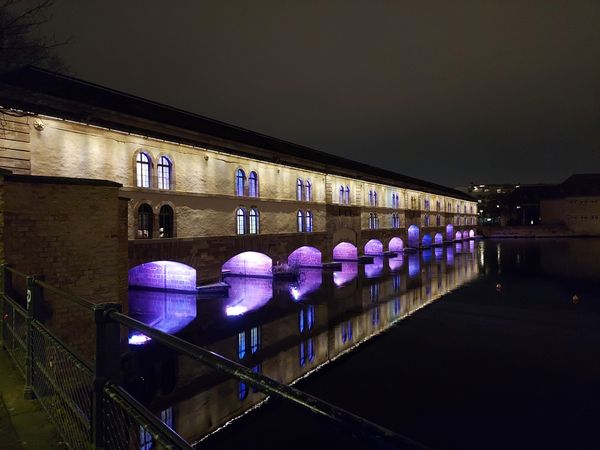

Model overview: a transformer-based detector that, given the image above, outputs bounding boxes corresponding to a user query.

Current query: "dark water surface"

[127,239,600,450]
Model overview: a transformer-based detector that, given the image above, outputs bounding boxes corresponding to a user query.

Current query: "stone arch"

[469,229,475,238]
[462,230,469,239]
[288,246,322,268]
[408,225,420,248]
[388,237,404,253]
[333,242,358,261]
[446,224,454,241]
[129,260,197,292]
[364,239,384,255]
[455,231,462,240]
[434,233,443,245]
[422,234,433,247]
[222,251,272,277]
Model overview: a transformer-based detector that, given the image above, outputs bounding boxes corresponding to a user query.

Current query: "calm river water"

[126,239,600,450]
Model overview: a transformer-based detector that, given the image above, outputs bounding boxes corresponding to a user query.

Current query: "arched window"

[339,185,344,204]
[436,214,441,226]
[464,205,467,214]
[345,186,350,204]
[159,205,173,238]
[238,331,246,359]
[157,156,172,190]
[424,214,430,227]
[137,204,153,238]
[436,200,441,211]
[136,152,151,188]
[297,178,304,201]
[250,326,260,354]
[236,169,246,197]
[305,210,313,232]
[307,338,315,362]
[236,208,246,234]
[305,180,312,201]
[249,171,258,198]
[297,210,304,232]
[238,381,248,400]
[374,191,378,206]
[369,213,374,229]
[249,208,259,234]
[369,190,373,206]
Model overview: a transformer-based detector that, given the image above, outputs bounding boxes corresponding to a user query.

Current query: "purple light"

[408,225,420,248]
[469,229,475,238]
[334,262,358,286]
[389,255,404,271]
[422,234,432,247]
[287,246,322,268]
[455,231,462,240]
[422,249,432,263]
[224,276,273,316]
[288,268,322,301]
[365,256,384,278]
[389,237,404,253]
[128,261,197,292]
[469,240,475,252]
[333,242,358,261]
[434,233,443,245]
[446,246,455,265]
[455,242,463,253]
[222,251,272,277]
[364,239,384,255]
[128,333,151,345]
[462,231,469,240]
[408,254,420,278]
[446,224,454,241]
[435,247,443,260]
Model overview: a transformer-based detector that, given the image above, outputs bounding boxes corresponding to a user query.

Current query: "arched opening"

[469,229,475,238]
[159,205,174,238]
[434,233,443,245]
[137,204,153,239]
[129,261,197,292]
[157,156,172,190]
[408,225,420,248]
[333,242,358,261]
[364,239,384,255]
[249,171,259,198]
[288,246,322,268]
[462,230,469,240]
[236,169,246,196]
[422,234,433,248]
[136,152,151,188]
[222,252,272,277]
[389,237,404,253]
[446,224,454,241]
[455,231,462,240]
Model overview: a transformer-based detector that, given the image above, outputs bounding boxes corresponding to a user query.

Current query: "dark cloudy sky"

[42,1,600,188]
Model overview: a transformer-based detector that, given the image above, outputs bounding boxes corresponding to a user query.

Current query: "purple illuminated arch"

[446,224,454,241]
[469,229,475,238]
[364,239,384,255]
[389,237,404,253]
[333,242,358,261]
[365,256,384,278]
[333,262,358,287]
[222,251,272,277]
[225,277,273,316]
[462,230,469,239]
[422,234,433,248]
[128,261,197,292]
[434,233,443,245]
[288,246,322,268]
[408,225,420,248]
[455,231,462,240]
[389,255,404,271]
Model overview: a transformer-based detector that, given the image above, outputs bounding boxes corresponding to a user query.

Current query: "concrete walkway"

[0,349,65,450]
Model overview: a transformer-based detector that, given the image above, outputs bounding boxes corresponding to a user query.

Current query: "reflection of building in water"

[129,246,478,446]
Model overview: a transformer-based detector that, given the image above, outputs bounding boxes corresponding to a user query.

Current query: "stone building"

[0,66,477,285]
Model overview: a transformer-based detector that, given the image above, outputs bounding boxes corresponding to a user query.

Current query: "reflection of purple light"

[289,269,322,301]
[408,255,420,278]
[435,247,443,260]
[389,237,404,253]
[389,256,404,271]
[222,252,272,277]
[455,243,463,253]
[333,242,358,261]
[334,262,358,286]
[469,240,475,252]
[128,333,151,345]
[455,231,462,240]
[447,247,455,265]
[434,233,443,245]
[224,277,273,316]
[446,224,454,241]
[422,249,432,263]
[128,261,197,292]
[365,256,384,278]
[364,239,383,255]
[288,246,322,268]
[408,225,420,247]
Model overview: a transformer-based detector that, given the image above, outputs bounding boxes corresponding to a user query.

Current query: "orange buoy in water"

[572,295,579,304]
[496,283,502,291]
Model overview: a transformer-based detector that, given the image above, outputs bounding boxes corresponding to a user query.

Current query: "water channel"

[125,239,600,449]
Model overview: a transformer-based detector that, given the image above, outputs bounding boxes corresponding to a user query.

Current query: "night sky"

[42,1,600,188]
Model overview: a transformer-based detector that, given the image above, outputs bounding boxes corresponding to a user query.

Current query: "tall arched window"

[157,156,172,190]
[159,205,174,238]
[305,180,312,201]
[339,185,344,204]
[236,208,246,234]
[436,214,441,226]
[138,204,153,238]
[297,179,304,201]
[249,208,259,234]
[345,186,350,204]
[369,213,378,229]
[297,210,304,232]
[373,191,378,206]
[136,152,151,188]
[236,169,246,197]
[249,171,258,198]
[305,210,313,232]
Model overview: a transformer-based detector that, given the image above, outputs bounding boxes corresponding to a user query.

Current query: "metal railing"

[0,263,429,449]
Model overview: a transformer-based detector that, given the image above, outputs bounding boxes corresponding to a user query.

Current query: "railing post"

[91,302,122,450]
[24,275,43,400]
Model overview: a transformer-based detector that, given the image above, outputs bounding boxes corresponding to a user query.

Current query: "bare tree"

[0,0,68,74]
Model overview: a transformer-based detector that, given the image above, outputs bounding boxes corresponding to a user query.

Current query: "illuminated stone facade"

[0,67,478,283]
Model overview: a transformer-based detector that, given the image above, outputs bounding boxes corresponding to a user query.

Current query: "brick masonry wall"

[1,175,128,361]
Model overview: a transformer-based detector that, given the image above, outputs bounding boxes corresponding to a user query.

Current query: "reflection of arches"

[422,234,433,247]
[389,237,404,253]
[222,252,272,277]
[434,233,443,245]
[446,224,454,241]
[129,261,197,292]
[288,246,322,268]
[333,242,358,261]
[469,229,475,238]
[462,231,469,239]
[364,239,384,255]
[455,231,462,240]
[408,225,420,248]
